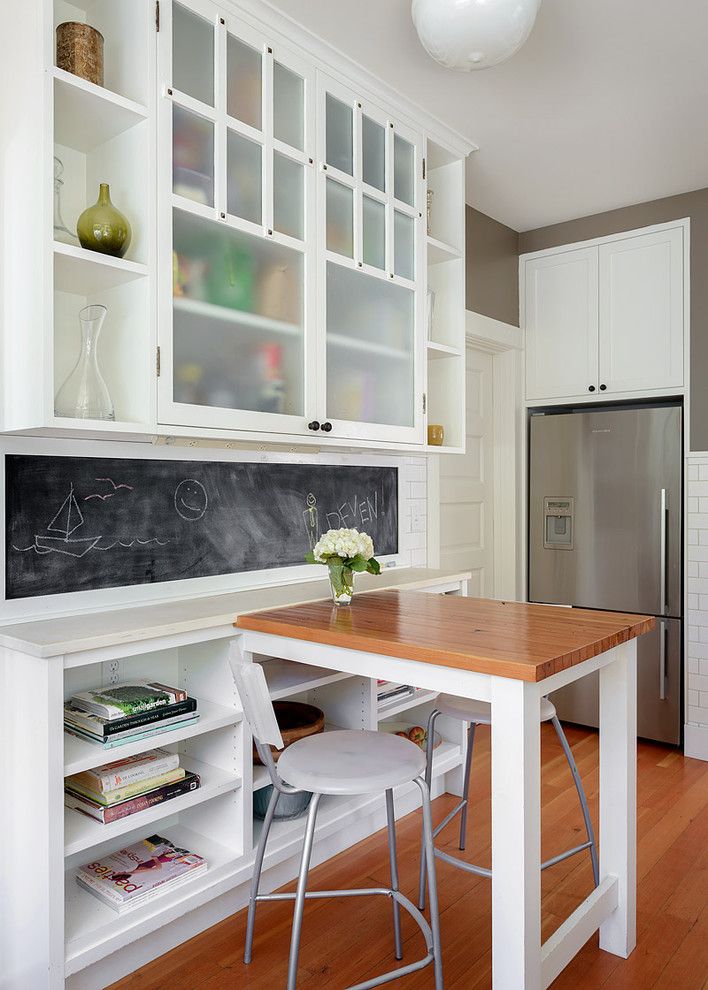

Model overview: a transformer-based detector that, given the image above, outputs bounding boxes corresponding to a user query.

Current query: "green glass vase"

[77,183,131,258]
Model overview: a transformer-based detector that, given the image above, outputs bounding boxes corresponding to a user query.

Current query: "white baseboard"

[684,722,708,761]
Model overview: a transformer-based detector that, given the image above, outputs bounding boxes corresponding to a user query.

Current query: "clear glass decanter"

[55,304,115,420]
[53,156,78,245]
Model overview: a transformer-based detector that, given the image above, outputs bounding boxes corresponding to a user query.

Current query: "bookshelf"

[1,569,468,988]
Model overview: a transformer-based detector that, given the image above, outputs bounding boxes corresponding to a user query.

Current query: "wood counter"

[236,590,654,682]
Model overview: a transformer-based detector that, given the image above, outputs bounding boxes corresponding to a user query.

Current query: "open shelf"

[64,756,241,857]
[427,235,462,266]
[54,241,148,293]
[53,67,148,153]
[64,823,238,976]
[427,340,462,360]
[377,688,439,719]
[64,699,242,775]
[259,657,353,701]
[173,296,300,339]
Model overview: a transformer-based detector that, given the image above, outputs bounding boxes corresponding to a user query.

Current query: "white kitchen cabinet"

[598,226,684,394]
[524,247,599,401]
[522,221,687,404]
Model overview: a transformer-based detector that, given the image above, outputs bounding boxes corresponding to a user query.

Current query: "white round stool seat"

[435,694,557,725]
[276,729,426,796]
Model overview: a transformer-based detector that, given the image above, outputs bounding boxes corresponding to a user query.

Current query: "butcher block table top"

[236,590,654,682]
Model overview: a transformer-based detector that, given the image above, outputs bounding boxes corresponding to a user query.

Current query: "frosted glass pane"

[227,34,262,129]
[327,262,414,427]
[326,179,353,257]
[173,105,214,207]
[363,196,385,270]
[172,3,214,106]
[394,211,415,280]
[326,93,353,175]
[227,130,262,224]
[274,153,303,240]
[362,115,385,192]
[173,209,303,415]
[273,62,304,151]
[394,133,415,206]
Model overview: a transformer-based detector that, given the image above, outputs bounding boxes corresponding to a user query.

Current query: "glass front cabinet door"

[318,77,425,444]
[158,1,424,445]
[159,0,316,434]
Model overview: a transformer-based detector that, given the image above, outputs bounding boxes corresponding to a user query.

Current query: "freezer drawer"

[549,616,681,745]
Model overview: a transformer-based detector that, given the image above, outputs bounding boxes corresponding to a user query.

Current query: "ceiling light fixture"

[412,0,541,71]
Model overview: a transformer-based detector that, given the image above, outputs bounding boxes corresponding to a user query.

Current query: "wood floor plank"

[108,731,708,990]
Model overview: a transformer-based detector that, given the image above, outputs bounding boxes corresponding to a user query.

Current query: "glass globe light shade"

[412,0,542,71]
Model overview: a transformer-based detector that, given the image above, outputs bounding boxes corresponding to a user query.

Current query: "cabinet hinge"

[422,393,426,414]
[156,346,161,378]
[422,157,426,181]
[155,0,160,31]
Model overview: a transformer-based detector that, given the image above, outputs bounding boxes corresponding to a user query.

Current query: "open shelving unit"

[424,139,466,453]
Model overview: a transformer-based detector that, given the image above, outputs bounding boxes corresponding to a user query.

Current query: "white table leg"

[598,640,637,957]
[491,676,542,990]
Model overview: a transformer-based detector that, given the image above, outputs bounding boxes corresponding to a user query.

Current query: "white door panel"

[438,346,494,594]
[524,247,598,401]
[598,227,684,393]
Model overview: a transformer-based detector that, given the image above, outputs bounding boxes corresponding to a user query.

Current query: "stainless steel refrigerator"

[528,403,682,744]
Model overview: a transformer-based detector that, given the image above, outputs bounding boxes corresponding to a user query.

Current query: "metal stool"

[418,694,599,909]
[231,658,444,990]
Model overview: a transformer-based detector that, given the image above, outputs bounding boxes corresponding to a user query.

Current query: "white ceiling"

[267,0,708,232]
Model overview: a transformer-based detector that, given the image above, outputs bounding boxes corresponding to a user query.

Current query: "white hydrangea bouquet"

[306,528,381,605]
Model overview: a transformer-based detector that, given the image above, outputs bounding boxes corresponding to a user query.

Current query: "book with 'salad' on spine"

[66,766,186,806]
[66,747,180,793]
[76,834,207,913]
[70,681,188,720]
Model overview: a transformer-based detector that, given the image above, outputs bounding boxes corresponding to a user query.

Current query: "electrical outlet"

[106,660,121,685]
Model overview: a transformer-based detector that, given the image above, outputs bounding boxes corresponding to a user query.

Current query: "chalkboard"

[5,455,398,599]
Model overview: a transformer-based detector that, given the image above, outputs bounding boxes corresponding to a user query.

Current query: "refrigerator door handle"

[660,488,669,616]
[659,619,668,701]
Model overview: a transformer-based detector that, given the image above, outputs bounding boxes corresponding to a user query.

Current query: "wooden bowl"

[253,701,325,764]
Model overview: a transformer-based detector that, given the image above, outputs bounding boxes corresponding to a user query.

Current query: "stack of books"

[65,747,200,824]
[76,833,207,913]
[377,680,415,707]
[64,680,199,749]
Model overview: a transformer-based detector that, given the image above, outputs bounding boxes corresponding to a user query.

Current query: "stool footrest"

[257,886,436,989]
[542,840,592,872]
[434,848,493,879]
[432,799,467,839]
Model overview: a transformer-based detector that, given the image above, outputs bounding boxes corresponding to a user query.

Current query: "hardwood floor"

[109,725,708,990]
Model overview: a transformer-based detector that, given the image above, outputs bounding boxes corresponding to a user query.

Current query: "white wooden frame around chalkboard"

[0,436,406,622]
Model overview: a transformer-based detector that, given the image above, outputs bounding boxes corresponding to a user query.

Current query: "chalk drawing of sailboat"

[34,484,101,557]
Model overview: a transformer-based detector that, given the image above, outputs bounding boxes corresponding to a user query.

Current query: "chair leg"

[286,792,322,990]
[551,715,600,887]
[416,776,444,990]
[418,709,440,911]
[385,788,403,960]
[458,722,476,851]
[244,784,280,964]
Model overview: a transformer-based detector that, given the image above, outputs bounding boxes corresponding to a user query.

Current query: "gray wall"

[519,188,708,450]
[466,205,520,327]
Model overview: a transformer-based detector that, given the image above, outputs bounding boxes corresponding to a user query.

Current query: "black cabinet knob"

[321,421,333,432]
[307,421,320,431]
[599,384,607,391]
[588,385,596,392]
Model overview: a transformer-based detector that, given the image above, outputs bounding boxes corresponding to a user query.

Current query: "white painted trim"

[684,722,708,761]
[466,310,522,352]
[519,217,691,263]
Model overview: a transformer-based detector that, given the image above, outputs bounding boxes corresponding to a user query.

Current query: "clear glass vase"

[53,156,78,245]
[55,304,115,420]
[328,562,354,605]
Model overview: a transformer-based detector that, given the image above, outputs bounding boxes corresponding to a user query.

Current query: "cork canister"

[56,22,104,87]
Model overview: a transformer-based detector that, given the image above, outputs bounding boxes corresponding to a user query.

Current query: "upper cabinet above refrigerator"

[521,220,687,406]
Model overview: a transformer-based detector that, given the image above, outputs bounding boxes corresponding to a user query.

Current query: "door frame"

[427,310,523,600]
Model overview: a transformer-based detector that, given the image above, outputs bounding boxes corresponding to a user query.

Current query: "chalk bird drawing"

[84,477,135,501]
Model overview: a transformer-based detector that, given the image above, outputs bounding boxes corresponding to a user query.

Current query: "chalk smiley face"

[174,479,208,521]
